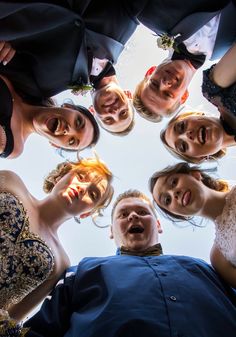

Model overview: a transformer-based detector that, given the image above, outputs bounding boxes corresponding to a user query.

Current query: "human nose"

[173,189,181,200]
[186,129,195,141]
[128,211,139,221]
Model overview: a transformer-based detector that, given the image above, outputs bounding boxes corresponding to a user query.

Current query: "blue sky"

[2,25,236,266]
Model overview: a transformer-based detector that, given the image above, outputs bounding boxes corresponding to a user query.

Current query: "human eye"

[76,116,85,129]
[177,140,187,153]
[163,194,171,206]
[89,187,100,202]
[150,79,158,89]
[164,91,173,99]
[138,209,149,216]
[170,176,178,188]
[177,121,186,134]
[103,117,114,125]
[119,210,129,218]
[76,172,86,181]
[119,110,128,119]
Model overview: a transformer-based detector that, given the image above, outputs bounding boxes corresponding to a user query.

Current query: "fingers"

[0,41,16,65]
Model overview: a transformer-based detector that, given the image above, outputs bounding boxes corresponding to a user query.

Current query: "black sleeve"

[24,275,75,337]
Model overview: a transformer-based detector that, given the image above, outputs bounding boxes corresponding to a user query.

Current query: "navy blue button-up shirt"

[26,254,236,337]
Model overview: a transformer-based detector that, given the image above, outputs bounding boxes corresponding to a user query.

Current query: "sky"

[1,25,236,267]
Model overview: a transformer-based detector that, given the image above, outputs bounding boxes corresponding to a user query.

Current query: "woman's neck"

[36,195,72,232]
[201,189,229,221]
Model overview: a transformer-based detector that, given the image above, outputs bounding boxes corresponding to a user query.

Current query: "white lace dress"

[215,187,236,267]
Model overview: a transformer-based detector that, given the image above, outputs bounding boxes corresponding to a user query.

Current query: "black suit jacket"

[0,0,231,98]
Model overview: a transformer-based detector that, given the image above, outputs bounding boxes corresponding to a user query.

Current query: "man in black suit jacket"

[133,1,236,122]
[0,0,231,133]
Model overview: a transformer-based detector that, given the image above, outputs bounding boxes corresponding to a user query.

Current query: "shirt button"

[160,272,167,276]
[170,296,177,301]
[74,20,81,27]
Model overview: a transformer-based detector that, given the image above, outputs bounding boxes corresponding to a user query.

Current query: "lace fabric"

[214,186,236,267]
[0,192,54,310]
[202,65,236,116]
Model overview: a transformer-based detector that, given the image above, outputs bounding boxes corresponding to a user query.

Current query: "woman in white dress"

[149,162,236,287]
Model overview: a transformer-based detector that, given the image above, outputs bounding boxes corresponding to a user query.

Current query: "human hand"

[0,41,16,65]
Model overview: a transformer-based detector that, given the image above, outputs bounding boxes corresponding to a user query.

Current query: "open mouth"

[128,225,144,234]
[46,118,60,133]
[198,126,207,144]
[182,190,191,207]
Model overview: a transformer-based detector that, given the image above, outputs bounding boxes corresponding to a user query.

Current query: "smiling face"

[140,60,194,117]
[33,106,95,150]
[164,115,225,160]
[93,83,133,133]
[51,168,108,217]
[111,197,161,251]
[152,172,206,218]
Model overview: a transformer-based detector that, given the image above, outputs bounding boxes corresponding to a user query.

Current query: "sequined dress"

[0,192,54,310]
[215,187,236,267]
[202,65,236,136]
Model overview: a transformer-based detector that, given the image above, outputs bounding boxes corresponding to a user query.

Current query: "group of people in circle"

[0,0,236,333]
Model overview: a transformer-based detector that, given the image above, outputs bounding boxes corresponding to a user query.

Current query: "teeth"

[55,119,61,133]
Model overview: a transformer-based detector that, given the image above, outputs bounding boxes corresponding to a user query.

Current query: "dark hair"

[149,162,229,226]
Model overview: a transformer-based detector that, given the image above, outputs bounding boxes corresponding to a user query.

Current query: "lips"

[198,126,207,144]
[182,190,191,207]
[46,117,66,134]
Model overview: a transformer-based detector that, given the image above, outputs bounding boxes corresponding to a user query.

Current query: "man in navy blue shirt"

[9,190,236,336]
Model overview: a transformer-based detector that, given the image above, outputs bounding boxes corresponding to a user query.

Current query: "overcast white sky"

[1,25,236,266]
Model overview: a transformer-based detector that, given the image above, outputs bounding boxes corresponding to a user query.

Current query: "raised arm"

[211,43,236,88]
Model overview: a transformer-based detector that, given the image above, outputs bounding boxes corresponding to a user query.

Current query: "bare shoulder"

[0,170,26,193]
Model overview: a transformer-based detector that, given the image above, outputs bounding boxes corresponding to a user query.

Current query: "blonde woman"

[0,157,113,321]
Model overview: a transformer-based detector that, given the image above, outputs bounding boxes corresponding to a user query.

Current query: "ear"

[80,211,93,219]
[124,90,133,99]
[49,141,60,148]
[145,66,157,77]
[190,170,202,181]
[109,225,114,239]
[88,105,96,114]
[180,90,189,104]
[156,219,163,234]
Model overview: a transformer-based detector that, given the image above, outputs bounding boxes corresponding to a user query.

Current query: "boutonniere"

[68,83,94,96]
[156,33,181,52]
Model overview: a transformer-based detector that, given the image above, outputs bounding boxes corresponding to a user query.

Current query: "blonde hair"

[111,189,158,220]
[133,78,181,123]
[161,111,227,163]
[44,157,114,216]
[149,162,229,224]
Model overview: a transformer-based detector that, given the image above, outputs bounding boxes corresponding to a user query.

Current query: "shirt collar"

[116,243,163,257]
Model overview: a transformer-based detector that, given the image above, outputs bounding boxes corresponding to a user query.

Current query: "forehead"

[141,82,175,115]
[114,197,152,214]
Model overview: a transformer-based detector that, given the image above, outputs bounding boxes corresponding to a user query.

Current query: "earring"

[74,216,81,224]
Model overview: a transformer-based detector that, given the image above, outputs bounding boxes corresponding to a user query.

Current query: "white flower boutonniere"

[68,84,94,96]
[156,33,181,51]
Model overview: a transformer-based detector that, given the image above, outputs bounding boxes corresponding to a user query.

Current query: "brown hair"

[160,111,227,163]
[133,78,181,123]
[149,162,229,223]
[44,157,114,216]
[111,189,158,220]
